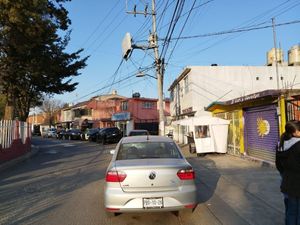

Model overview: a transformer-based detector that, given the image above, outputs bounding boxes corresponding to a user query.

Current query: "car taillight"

[177,168,195,180]
[106,207,120,212]
[185,204,197,209]
[106,171,127,182]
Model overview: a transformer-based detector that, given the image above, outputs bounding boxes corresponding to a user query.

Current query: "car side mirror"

[110,150,116,155]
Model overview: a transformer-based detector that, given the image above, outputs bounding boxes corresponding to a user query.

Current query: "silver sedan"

[104,135,197,213]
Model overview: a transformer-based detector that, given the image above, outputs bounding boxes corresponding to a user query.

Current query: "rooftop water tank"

[267,48,284,66]
[132,92,141,98]
[288,45,300,66]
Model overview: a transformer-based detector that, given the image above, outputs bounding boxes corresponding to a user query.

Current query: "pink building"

[87,92,126,128]
[112,93,170,135]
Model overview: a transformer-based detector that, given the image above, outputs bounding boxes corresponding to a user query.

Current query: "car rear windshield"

[116,142,182,160]
[129,131,148,136]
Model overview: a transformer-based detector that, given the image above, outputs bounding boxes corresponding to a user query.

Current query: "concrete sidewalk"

[180,144,285,225]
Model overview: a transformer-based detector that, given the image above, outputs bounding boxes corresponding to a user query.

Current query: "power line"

[136,0,215,42]
[166,0,197,65]
[159,0,181,59]
[168,0,300,63]
[88,15,128,56]
[169,19,300,40]
[72,62,155,102]
[160,0,185,59]
[272,1,300,18]
[85,9,126,53]
[72,59,124,102]
[80,0,121,48]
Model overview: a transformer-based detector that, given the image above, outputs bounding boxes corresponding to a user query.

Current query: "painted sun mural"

[257,117,270,137]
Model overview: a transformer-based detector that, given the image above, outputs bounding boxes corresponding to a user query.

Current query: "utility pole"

[151,0,165,136]
[125,0,165,135]
[272,18,280,90]
[272,18,286,135]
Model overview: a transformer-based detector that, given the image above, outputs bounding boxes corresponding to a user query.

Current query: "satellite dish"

[122,33,132,60]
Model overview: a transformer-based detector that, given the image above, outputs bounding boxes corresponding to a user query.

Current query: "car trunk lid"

[115,159,188,193]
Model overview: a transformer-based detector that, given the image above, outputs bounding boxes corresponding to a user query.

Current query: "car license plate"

[143,197,163,209]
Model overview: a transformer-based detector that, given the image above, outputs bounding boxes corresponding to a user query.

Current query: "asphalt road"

[0,137,285,225]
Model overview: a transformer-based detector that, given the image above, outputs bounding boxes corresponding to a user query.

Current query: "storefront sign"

[182,107,193,114]
[112,112,130,121]
[230,93,261,104]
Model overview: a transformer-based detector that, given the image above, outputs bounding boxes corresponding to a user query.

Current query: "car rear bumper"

[104,185,197,212]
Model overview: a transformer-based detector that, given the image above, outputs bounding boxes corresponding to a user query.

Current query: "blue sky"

[55,0,300,104]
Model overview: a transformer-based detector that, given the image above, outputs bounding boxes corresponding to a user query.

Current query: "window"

[170,90,174,102]
[121,101,128,111]
[74,108,91,117]
[184,76,189,93]
[142,102,154,109]
[194,125,210,138]
[116,142,182,160]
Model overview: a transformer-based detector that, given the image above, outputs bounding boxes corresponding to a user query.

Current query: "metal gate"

[286,99,300,121]
[215,111,240,156]
[135,122,158,135]
[244,105,279,162]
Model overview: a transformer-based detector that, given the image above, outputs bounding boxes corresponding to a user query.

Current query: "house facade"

[28,90,168,136]
[112,93,170,136]
[87,91,126,128]
[168,65,300,145]
[206,89,300,162]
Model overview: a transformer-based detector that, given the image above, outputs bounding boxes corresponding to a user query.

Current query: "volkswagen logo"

[149,171,156,180]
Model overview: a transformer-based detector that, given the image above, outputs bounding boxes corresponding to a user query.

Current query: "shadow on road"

[188,155,221,206]
[0,137,110,225]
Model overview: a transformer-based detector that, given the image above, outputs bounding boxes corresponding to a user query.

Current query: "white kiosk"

[175,116,230,154]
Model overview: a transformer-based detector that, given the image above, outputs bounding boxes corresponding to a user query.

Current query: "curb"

[239,154,276,168]
[179,143,276,169]
[0,145,40,172]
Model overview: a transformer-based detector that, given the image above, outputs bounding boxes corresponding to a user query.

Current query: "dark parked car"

[86,128,101,142]
[56,130,67,139]
[128,129,149,136]
[57,129,82,140]
[96,127,122,144]
[65,129,82,140]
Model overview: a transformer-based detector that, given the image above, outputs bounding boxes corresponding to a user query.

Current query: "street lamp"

[136,71,157,79]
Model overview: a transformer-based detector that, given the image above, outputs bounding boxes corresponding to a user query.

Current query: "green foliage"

[0,0,88,121]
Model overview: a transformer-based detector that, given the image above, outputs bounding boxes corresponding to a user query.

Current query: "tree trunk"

[4,104,14,120]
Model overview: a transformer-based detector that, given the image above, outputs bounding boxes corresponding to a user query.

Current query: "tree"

[0,94,6,119]
[0,0,88,121]
[39,96,63,127]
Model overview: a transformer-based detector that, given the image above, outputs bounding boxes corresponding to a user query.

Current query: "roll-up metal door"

[244,105,279,162]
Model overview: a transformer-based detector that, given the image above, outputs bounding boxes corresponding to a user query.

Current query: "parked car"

[104,135,197,214]
[46,128,57,138]
[57,129,82,140]
[56,129,67,139]
[86,128,101,142]
[96,127,122,144]
[65,129,82,140]
[128,129,149,136]
[32,125,41,136]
